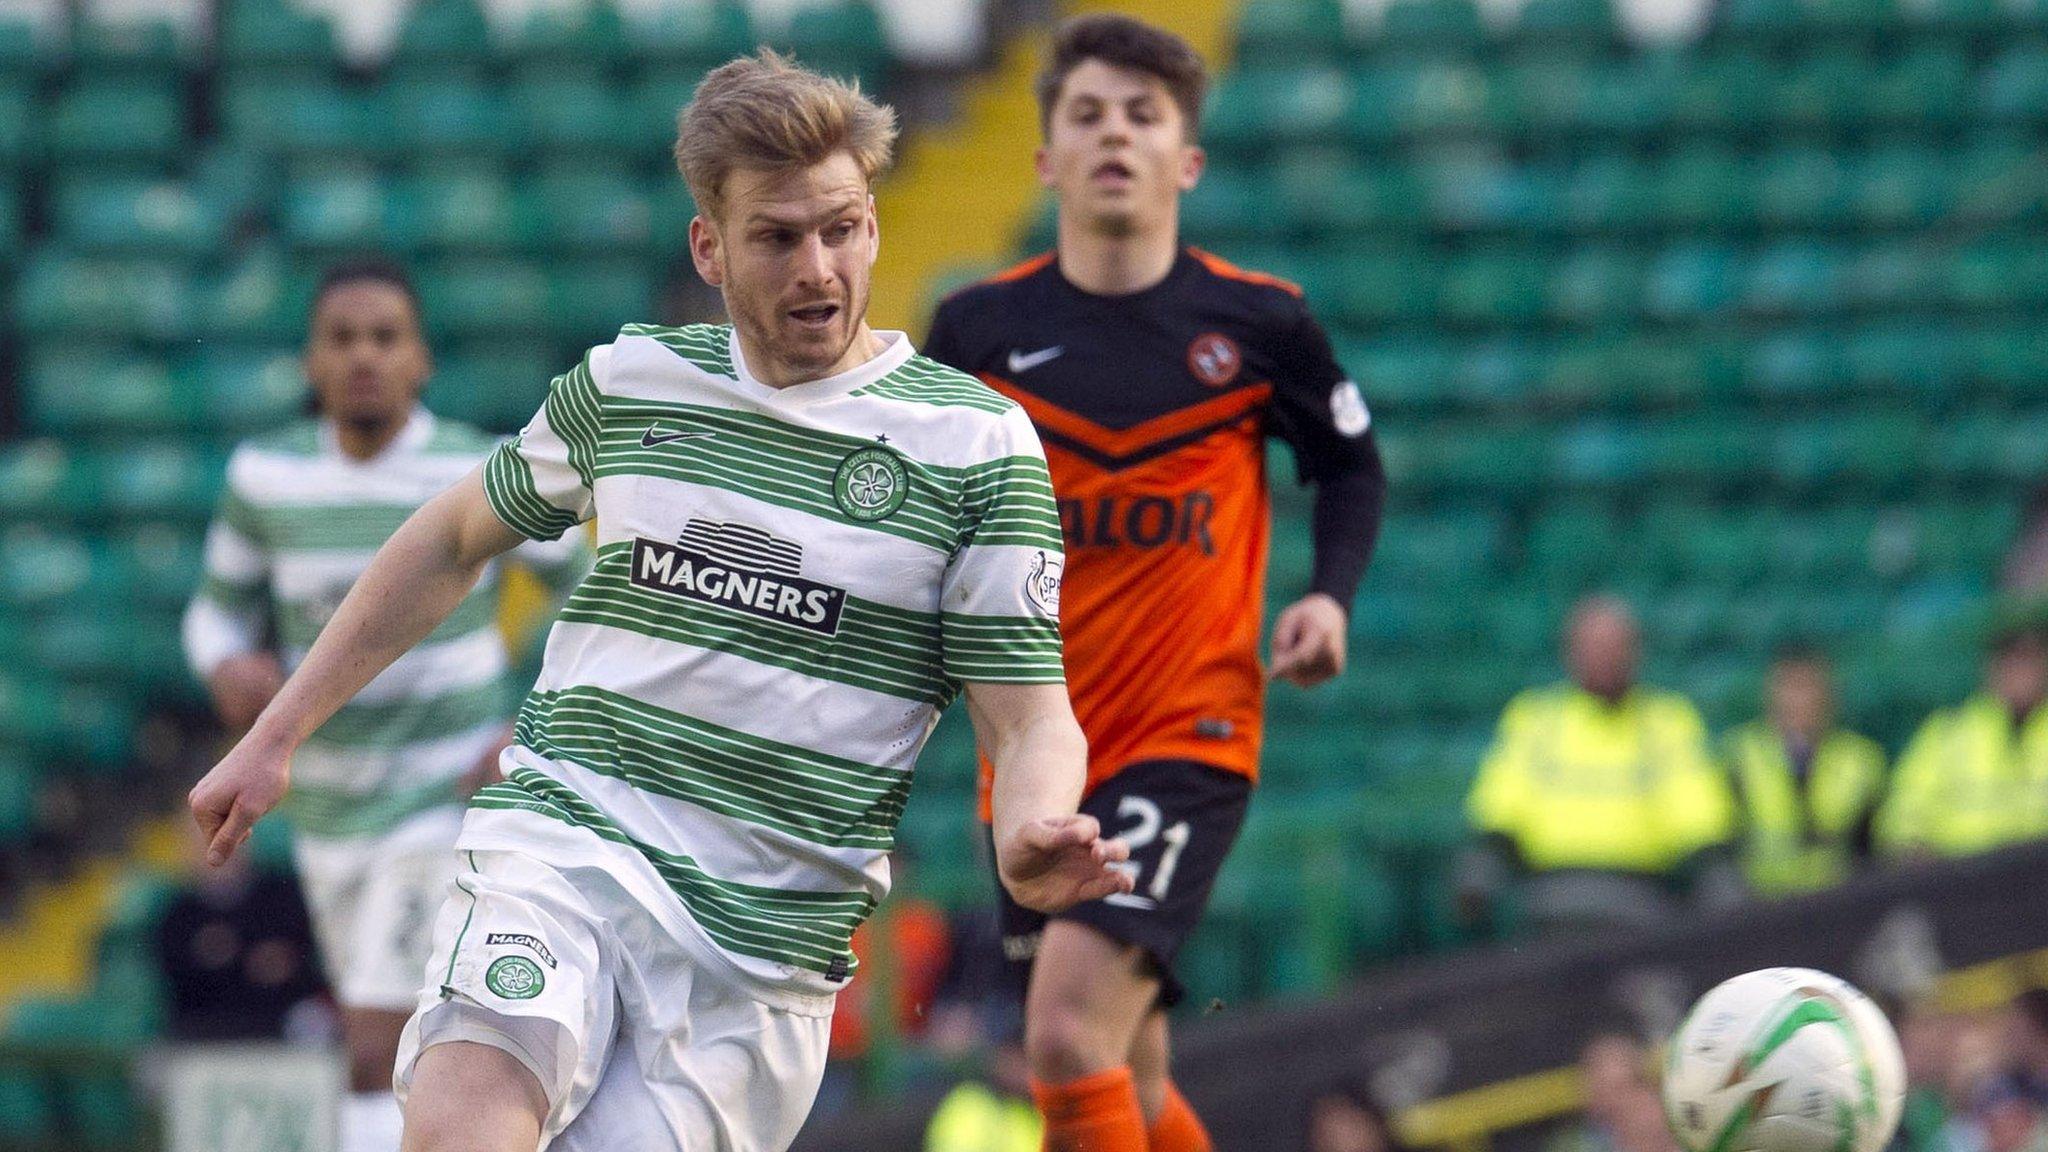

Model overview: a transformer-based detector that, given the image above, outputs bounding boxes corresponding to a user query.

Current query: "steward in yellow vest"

[1878,627,2048,858]
[1723,648,1884,897]
[1459,597,1738,932]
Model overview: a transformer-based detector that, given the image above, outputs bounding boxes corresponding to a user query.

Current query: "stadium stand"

[0,0,2040,1142]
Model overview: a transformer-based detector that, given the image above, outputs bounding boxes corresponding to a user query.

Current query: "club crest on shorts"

[833,446,910,521]
[485,955,545,1000]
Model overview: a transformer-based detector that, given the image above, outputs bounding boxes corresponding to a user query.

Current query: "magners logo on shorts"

[630,519,847,636]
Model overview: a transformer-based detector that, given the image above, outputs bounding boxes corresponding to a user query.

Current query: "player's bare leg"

[1126,1008,1171,1123]
[1026,920,1160,1148]
[401,1042,547,1152]
[341,1008,412,1149]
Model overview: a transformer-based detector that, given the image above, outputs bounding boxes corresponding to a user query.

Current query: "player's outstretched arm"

[188,467,526,865]
[966,681,1133,913]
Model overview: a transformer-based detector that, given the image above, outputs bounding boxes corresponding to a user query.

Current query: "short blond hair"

[674,50,899,221]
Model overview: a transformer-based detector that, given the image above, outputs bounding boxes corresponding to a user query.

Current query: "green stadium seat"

[91,443,225,523]
[512,73,635,157]
[0,16,39,77]
[1510,0,1621,43]
[1275,153,1423,233]
[51,177,227,257]
[1325,246,1439,326]
[0,178,19,264]
[420,260,551,336]
[184,347,307,431]
[1840,321,1962,396]
[1949,138,2045,223]
[504,0,627,69]
[1839,241,1936,313]
[1865,45,1968,127]
[15,253,193,342]
[1374,61,1493,139]
[23,352,180,436]
[1426,157,1559,232]
[431,343,553,434]
[1772,51,1873,131]
[281,166,390,250]
[1551,418,1649,488]
[217,0,340,69]
[633,66,714,144]
[1716,0,1809,42]
[1543,246,1643,324]
[391,0,493,68]
[0,78,33,167]
[70,16,191,79]
[219,77,389,157]
[387,75,512,156]
[1741,241,1845,318]
[547,263,654,343]
[1235,0,1347,64]
[1979,45,2048,122]
[1212,67,1352,149]
[46,79,183,162]
[204,247,313,343]
[1526,501,1626,587]
[1846,144,1948,227]
[1644,242,1738,320]
[113,523,205,611]
[1373,0,1486,52]
[1560,152,1658,233]
[1944,239,2048,309]
[779,2,891,94]
[1435,247,1547,325]
[1654,146,1751,230]
[523,170,653,254]
[1181,164,1282,242]
[1671,50,1772,131]
[630,0,753,70]
[1753,146,1850,228]
[390,166,518,253]
[1642,419,1768,488]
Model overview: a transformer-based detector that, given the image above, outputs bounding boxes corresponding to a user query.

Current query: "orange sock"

[1147,1081,1212,1152]
[1033,1066,1149,1152]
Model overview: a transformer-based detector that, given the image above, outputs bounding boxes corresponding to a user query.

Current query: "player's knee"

[1026,1002,1121,1083]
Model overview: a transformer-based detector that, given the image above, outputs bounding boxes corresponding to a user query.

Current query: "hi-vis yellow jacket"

[1467,685,1736,873]
[1722,722,1885,896]
[1877,694,2048,858]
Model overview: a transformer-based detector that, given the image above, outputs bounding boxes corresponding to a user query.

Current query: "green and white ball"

[1662,967,1905,1152]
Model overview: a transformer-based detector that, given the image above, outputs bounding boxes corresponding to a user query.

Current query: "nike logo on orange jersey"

[1006,346,1065,373]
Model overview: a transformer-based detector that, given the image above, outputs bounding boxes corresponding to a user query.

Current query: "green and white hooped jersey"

[466,323,1065,1010]
[184,409,587,841]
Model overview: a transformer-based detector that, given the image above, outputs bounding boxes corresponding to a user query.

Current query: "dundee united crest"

[834,446,910,521]
[485,956,545,1000]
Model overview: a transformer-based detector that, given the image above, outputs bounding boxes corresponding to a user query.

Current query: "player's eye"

[827,220,857,242]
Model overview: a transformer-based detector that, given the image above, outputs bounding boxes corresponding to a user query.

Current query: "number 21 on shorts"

[1104,795,1189,910]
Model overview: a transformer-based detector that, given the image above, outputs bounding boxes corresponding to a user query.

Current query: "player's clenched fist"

[998,813,1133,913]
[188,733,293,867]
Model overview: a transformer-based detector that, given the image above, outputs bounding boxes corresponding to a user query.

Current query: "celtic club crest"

[833,447,910,521]
[484,955,545,1000]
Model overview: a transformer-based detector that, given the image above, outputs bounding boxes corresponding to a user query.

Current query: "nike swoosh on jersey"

[641,426,716,448]
[1006,346,1065,373]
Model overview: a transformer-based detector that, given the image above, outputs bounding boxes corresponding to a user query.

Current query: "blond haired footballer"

[189,53,1131,1152]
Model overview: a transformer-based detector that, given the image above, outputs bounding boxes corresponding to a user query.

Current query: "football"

[1662,967,1906,1152]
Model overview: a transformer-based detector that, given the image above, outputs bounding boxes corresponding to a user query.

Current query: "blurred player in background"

[924,16,1387,1151]
[188,53,1132,1152]
[181,258,588,1152]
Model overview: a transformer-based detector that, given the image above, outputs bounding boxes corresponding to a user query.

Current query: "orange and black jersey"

[925,247,1384,809]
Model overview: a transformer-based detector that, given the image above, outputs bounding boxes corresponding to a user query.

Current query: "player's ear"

[688,214,724,288]
[1178,144,1205,193]
[865,194,880,266]
[1034,145,1056,191]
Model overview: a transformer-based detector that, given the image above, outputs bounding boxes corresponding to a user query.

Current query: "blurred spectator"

[1877,626,2048,860]
[1459,596,1738,933]
[150,823,324,1042]
[924,1036,1042,1152]
[1722,646,1885,897]
[2000,486,2048,594]
[1544,1031,1678,1152]
[2004,990,2048,1102]
[1301,1075,1411,1152]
